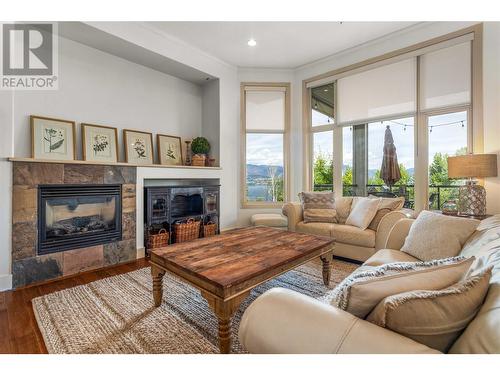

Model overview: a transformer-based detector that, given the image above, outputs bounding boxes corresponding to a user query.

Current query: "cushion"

[296,222,333,237]
[401,211,480,261]
[334,197,353,224]
[250,214,288,227]
[332,224,376,248]
[367,196,405,231]
[364,249,420,267]
[330,256,474,318]
[449,215,500,354]
[299,192,336,223]
[346,197,381,230]
[367,266,492,353]
[460,215,500,259]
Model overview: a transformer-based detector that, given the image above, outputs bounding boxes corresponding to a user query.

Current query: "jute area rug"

[32,259,358,354]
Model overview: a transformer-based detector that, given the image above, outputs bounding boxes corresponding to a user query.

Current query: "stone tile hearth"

[11,161,137,288]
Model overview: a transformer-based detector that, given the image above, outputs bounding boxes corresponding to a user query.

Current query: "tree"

[368,169,384,186]
[267,165,283,202]
[342,165,353,186]
[429,152,450,186]
[313,151,333,187]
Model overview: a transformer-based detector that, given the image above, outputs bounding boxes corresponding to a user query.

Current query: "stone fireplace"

[12,161,137,288]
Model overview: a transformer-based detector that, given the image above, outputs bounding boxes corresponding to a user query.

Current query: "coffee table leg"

[320,253,333,286]
[202,291,249,354]
[151,265,166,307]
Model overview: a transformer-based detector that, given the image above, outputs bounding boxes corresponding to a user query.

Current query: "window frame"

[240,82,291,208]
[302,24,483,211]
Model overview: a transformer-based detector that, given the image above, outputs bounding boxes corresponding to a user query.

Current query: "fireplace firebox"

[38,184,122,255]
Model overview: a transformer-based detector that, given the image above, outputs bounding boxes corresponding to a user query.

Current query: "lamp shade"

[448,154,498,179]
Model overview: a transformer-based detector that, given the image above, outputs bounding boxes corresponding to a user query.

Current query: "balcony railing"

[313,184,461,210]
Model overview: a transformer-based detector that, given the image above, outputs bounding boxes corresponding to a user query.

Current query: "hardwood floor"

[0,258,149,354]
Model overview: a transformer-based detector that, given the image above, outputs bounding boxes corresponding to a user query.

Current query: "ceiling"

[59,22,215,84]
[147,22,420,69]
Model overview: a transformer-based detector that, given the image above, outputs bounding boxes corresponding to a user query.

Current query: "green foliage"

[313,151,333,186]
[429,152,450,186]
[368,169,385,186]
[342,165,353,186]
[191,137,211,155]
[311,146,464,208]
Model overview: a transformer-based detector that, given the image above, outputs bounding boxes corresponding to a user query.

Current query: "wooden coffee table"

[149,226,335,353]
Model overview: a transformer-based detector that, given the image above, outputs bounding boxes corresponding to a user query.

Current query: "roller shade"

[420,41,471,110]
[245,90,285,131]
[337,58,416,125]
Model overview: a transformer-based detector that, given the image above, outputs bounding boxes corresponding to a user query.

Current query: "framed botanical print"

[31,115,76,161]
[123,129,154,165]
[157,134,183,166]
[81,123,119,163]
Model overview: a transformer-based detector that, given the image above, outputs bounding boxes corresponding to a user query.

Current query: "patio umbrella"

[380,125,401,187]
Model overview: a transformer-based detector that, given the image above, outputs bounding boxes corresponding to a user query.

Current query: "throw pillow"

[299,191,336,223]
[334,197,353,224]
[401,211,480,261]
[367,196,405,231]
[346,197,381,230]
[330,256,474,318]
[367,266,492,353]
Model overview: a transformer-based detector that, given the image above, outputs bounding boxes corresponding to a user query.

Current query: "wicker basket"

[191,154,206,166]
[147,228,169,249]
[174,218,201,243]
[203,221,217,237]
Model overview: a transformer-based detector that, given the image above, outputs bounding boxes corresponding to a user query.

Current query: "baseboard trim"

[0,274,13,291]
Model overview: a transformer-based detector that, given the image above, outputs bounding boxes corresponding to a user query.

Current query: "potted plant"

[190,137,211,166]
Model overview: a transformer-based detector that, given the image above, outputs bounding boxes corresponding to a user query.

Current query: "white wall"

[80,22,240,230]
[0,23,240,290]
[202,79,220,164]
[12,36,204,162]
[482,22,500,214]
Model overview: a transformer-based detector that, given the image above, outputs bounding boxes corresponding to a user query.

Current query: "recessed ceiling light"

[247,39,257,47]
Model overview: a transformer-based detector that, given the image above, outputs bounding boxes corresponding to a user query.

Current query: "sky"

[313,110,468,171]
[247,110,468,170]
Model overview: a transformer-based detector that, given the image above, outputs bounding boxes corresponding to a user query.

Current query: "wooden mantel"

[7,157,222,170]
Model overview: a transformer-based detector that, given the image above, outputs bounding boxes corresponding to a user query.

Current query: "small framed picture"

[123,129,154,165]
[157,134,183,166]
[81,123,119,163]
[31,115,76,161]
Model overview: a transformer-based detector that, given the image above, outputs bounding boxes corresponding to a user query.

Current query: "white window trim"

[240,82,291,209]
[303,24,483,210]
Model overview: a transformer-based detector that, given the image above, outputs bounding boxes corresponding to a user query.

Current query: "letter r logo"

[2,23,53,76]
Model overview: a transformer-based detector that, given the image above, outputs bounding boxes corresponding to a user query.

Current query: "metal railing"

[313,184,461,210]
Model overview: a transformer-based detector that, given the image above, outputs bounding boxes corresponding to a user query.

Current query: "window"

[427,111,468,210]
[341,117,415,206]
[242,83,290,207]
[305,27,479,211]
[311,83,335,191]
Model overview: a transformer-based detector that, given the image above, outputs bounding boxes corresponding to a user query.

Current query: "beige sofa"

[282,197,412,262]
[239,215,500,354]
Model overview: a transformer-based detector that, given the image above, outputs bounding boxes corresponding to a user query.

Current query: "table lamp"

[447,154,498,217]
